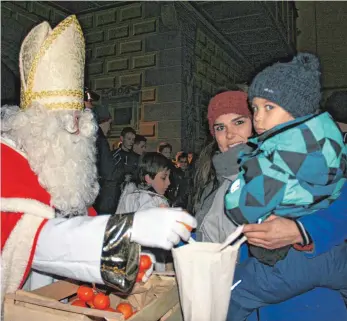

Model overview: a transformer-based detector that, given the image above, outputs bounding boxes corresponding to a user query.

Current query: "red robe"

[1,140,96,293]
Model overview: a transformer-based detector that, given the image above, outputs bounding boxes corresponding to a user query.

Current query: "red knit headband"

[207,91,251,136]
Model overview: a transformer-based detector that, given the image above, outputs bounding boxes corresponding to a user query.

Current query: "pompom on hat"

[207,91,251,136]
[248,53,322,118]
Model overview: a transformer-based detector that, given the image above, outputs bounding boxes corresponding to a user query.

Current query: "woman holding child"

[193,53,347,321]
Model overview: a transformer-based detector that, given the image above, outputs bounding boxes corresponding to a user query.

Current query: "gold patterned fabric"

[19,15,85,110]
[100,214,140,293]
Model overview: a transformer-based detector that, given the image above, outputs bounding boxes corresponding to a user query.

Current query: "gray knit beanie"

[248,53,322,118]
[324,91,347,123]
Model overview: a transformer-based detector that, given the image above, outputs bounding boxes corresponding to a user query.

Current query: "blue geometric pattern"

[225,112,347,225]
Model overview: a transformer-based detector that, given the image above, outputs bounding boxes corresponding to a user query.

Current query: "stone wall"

[188,27,245,150]
[1,1,246,154]
[80,2,245,154]
[296,1,347,102]
[174,2,245,153]
[1,1,67,102]
[79,2,183,153]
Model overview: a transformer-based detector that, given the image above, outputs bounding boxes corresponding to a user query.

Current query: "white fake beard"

[1,104,100,217]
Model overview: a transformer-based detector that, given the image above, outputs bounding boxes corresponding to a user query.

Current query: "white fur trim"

[1,214,45,298]
[1,136,27,159]
[1,198,55,301]
[1,198,55,219]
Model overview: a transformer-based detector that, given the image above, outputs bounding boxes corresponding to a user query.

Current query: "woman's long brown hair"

[189,139,220,214]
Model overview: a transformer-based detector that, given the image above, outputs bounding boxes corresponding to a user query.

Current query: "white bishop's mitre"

[19,15,85,110]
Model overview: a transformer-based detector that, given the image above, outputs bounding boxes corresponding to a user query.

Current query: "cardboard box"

[160,304,183,321]
[4,275,179,321]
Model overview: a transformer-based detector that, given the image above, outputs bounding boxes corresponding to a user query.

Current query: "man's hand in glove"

[131,208,196,250]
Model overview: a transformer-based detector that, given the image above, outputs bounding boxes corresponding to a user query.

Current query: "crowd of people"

[82,51,347,320]
[191,55,347,321]
[85,96,196,216]
[2,14,347,321]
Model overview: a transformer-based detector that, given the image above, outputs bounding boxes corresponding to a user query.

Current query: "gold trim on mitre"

[19,15,85,110]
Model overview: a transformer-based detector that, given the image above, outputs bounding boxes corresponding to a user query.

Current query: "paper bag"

[172,227,245,321]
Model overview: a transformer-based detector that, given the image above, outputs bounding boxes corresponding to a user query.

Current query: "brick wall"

[194,28,243,94]
[296,1,347,101]
[1,1,67,102]
[1,1,247,154]
[81,2,246,154]
[79,2,184,153]
[185,27,244,151]
[175,2,245,153]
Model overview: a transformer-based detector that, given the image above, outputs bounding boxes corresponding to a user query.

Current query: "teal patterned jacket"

[225,112,347,225]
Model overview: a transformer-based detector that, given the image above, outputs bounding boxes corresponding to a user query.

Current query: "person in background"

[158,142,173,160]
[92,105,125,214]
[158,142,179,204]
[116,152,172,271]
[176,151,189,172]
[116,152,171,213]
[133,134,147,156]
[186,152,197,212]
[93,105,112,137]
[188,152,194,165]
[188,152,197,169]
[324,90,347,143]
[117,126,136,153]
[84,86,100,109]
[173,151,191,209]
[112,126,138,187]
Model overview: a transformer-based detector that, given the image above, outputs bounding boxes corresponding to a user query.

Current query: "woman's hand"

[243,215,303,250]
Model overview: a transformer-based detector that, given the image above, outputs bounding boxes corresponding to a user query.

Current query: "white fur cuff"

[1,198,55,219]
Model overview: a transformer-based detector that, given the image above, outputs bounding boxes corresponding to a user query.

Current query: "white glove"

[131,208,197,250]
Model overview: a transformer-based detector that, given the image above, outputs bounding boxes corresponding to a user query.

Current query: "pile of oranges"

[70,254,153,320]
[71,286,109,309]
[71,286,134,319]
